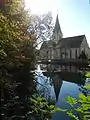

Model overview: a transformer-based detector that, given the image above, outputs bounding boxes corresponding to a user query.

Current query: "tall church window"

[75,49,77,58]
[60,49,62,59]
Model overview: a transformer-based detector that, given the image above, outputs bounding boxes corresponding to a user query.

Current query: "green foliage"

[30,95,54,119]
[85,72,90,78]
[0,0,37,120]
[61,83,90,120]
[29,95,61,120]
[67,96,77,106]
[84,84,90,90]
[66,111,79,120]
[0,1,54,120]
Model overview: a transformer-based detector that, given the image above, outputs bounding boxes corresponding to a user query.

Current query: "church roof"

[53,15,63,35]
[40,35,85,49]
[59,35,85,48]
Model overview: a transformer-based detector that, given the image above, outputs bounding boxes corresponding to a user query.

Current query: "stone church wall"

[71,48,75,59]
[66,48,70,59]
[80,37,90,58]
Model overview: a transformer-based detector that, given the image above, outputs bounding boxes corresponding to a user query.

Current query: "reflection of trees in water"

[36,72,56,100]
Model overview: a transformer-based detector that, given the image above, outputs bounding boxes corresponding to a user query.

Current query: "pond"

[35,65,89,120]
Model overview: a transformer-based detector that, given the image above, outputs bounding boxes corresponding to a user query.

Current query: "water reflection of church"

[39,15,90,72]
[43,72,86,101]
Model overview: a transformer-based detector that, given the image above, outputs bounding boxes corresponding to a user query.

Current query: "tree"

[29,12,54,48]
[0,0,36,119]
[0,1,56,120]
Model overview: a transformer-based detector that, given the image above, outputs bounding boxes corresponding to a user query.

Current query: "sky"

[25,0,90,46]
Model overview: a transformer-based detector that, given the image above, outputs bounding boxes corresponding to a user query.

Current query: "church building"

[39,15,90,62]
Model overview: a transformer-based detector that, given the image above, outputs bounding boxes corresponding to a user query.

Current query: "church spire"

[52,14,63,41]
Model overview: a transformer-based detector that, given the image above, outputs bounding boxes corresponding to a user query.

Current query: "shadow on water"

[35,65,87,120]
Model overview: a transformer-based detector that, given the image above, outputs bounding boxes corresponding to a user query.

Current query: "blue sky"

[57,0,90,46]
[25,0,90,46]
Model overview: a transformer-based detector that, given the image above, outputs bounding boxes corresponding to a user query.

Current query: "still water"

[35,66,88,120]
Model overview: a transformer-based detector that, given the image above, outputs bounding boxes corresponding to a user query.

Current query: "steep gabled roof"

[52,15,63,40]
[40,35,86,49]
[59,35,85,48]
[53,15,62,33]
